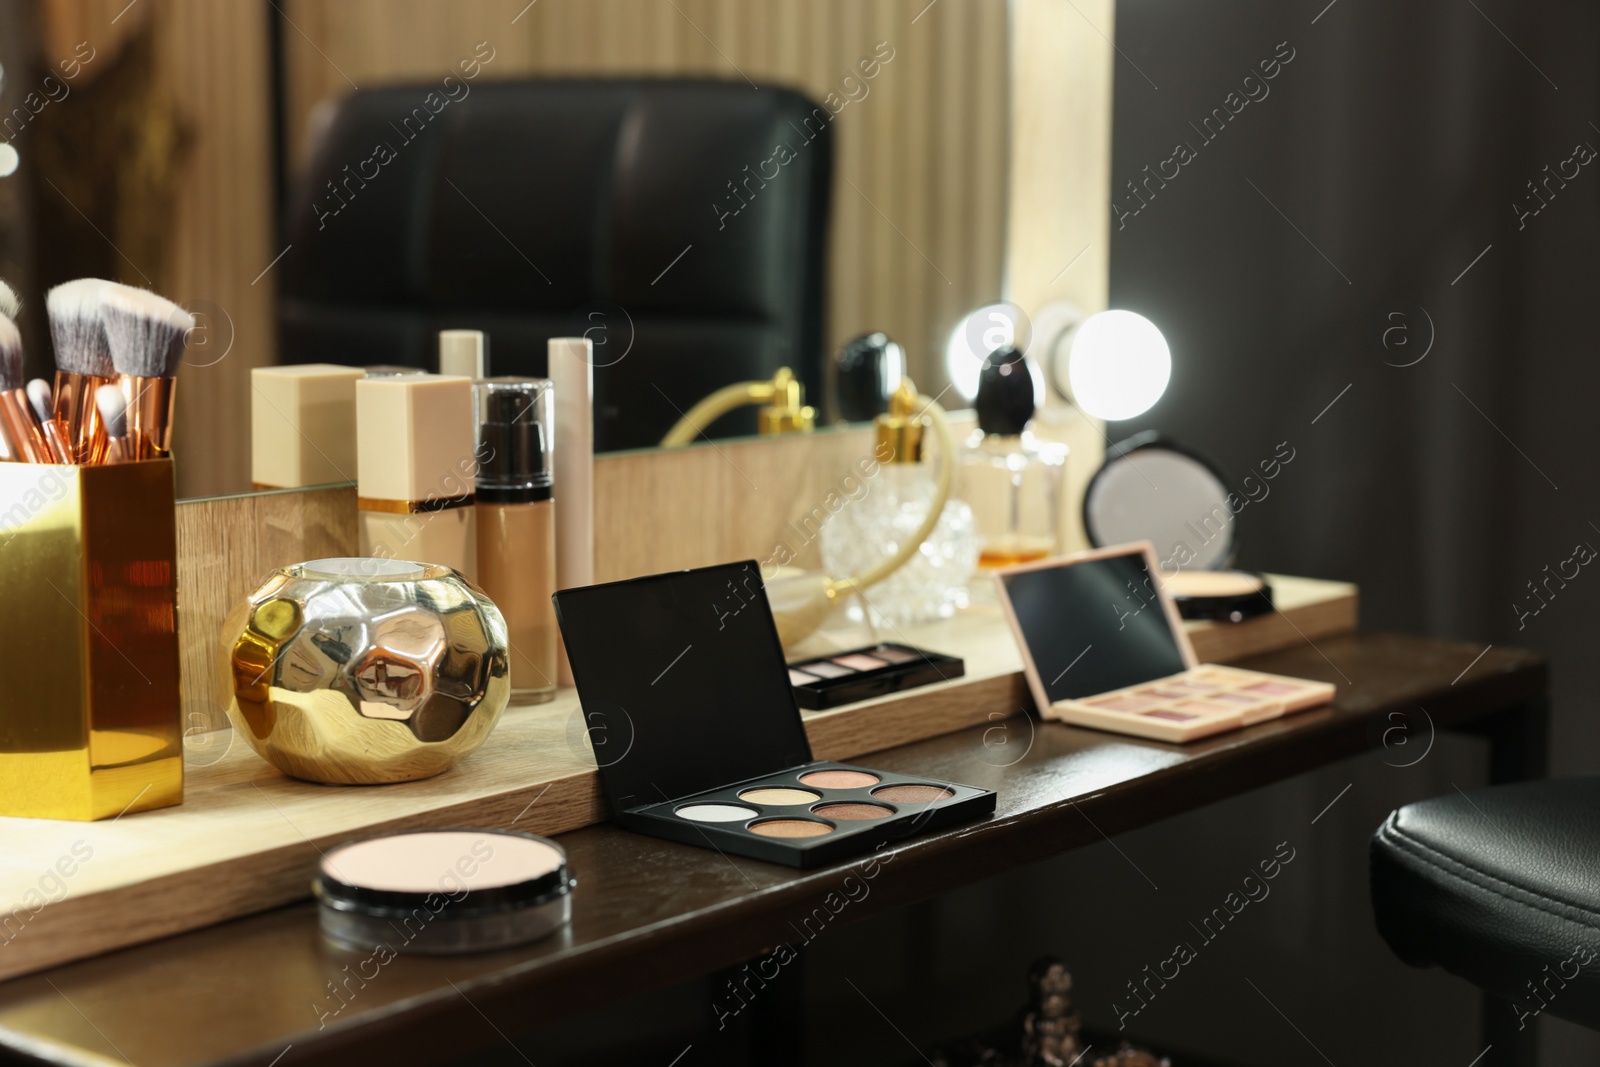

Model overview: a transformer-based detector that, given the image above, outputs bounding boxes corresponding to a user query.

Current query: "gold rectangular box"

[0,459,183,820]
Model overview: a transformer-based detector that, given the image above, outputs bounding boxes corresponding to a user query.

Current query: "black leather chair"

[1370,776,1600,1033]
[279,78,832,452]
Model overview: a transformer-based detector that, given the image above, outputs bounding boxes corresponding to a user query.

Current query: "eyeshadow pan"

[1141,689,1186,699]
[676,803,757,823]
[833,653,889,672]
[749,819,832,839]
[1173,700,1231,714]
[1087,695,1158,712]
[796,661,851,679]
[1141,709,1198,722]
[1211,693,1261,705]
[799,769,880,789]
[788,669,814,686]
[813,802,893,821]
[1246,681,1302,696]
[738,787,820,805]
[872,783,954,804]
[869,647,922,664]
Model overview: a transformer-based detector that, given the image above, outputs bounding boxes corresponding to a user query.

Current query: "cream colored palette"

[994,542,1339,745]
[1050,664,1335,742]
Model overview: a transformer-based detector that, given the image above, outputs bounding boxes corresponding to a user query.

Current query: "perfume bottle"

[474,377,557,704]
[958,345,1067,567]
[821,379,978,625]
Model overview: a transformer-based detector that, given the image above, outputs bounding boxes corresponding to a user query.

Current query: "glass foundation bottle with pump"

[475,378,557,704]
[957,345,1067,568]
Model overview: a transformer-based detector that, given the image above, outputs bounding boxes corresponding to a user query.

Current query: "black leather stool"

[1371,775,1600,1058]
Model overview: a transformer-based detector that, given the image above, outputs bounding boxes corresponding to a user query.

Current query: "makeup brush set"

[0,277,192,466]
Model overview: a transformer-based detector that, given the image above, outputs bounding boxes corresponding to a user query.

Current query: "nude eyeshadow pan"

[800,769,880,789]
[873,784,955,804]
[750,819,832,839]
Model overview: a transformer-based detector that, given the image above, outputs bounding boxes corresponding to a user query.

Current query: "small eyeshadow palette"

[787,644,964,710]
[994,542,1336,743]
[554,561,996,868]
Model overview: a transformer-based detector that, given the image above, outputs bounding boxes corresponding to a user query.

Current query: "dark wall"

[1107,0,1600,771]
[1102,1,1600,1062]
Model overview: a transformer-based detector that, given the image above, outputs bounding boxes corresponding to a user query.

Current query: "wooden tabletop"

[0,633,1545,1067]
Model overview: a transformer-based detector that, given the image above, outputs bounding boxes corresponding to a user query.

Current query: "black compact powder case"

[553,561,996,868]
[1083,431,1274,623]
[787,643,964,710]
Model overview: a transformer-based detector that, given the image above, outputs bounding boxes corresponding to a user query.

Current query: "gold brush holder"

[0,459,183,820]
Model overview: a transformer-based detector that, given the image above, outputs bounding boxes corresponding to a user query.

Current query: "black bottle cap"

[475,378,553,503]
[975,345,1036,436]
[833,332,904,423]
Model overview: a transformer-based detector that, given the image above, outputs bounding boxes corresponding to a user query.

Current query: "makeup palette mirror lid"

[995,542,1196,704]
[553,561,813,811]
[1083,432,1237,573]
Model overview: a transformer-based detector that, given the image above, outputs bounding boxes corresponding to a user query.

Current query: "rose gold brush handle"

[120,376,176,460]
[0,391,52,463]
[52,372,110,464]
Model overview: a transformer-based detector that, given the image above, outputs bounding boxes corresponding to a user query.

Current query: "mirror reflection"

[0,0,1009,498]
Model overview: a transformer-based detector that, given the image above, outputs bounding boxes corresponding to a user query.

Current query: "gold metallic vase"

[220,558,511,785]
[0,459,183,820]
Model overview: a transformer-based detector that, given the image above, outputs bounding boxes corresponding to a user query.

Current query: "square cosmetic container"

[554,561,996,868]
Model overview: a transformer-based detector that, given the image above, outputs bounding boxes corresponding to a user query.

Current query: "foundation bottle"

[474,377,557,704]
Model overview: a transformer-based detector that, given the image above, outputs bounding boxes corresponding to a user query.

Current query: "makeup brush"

[47,278,116,464]
[0,315,50,463]
[26,379,71,463]
[95,384,128,464]
[102,285,191,461]
[0,279,20,319]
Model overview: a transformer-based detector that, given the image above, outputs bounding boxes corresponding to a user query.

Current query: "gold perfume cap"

[757,367,816,435]
[874,378,924,463]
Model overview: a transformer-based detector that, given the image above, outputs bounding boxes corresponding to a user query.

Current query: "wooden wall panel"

[278,0,1009,397]
[41,0,278,500]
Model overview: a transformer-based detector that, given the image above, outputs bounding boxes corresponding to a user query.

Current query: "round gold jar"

[219,558,511,784]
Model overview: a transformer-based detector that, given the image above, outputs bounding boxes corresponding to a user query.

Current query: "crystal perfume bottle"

[821,380,978,625]
[958,345,1067,567]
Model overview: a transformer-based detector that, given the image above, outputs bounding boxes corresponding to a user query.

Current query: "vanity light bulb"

[945,303,1045,405]
[1066,310,1171,421]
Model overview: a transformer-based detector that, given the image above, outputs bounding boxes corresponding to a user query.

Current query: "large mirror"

[0,0,1014,499]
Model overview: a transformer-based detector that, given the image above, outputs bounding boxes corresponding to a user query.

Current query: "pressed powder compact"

[994,542,1334,743]
[1083,432,1274,623]
[554,561,996,868]
[787,643,964,709]
[314,828,575,954]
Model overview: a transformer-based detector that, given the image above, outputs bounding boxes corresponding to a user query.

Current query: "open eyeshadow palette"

[554,561,996,867]
[787,643,964,709]
[993,542,1335,743]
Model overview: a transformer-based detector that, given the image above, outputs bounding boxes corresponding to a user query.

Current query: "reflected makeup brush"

[0,316,53,467]
[0,279,20,319]
[0,315,50,463]
[46,278,116,464]
[26,379,71,463]
[102,286,191,461]
[95,384,128,464]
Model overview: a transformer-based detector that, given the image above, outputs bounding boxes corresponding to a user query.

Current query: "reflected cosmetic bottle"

[474,377,557,704]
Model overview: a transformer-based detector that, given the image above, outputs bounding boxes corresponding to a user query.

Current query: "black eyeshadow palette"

[625,759,991,867]
[553,561,997,869]
[787,644,964,710]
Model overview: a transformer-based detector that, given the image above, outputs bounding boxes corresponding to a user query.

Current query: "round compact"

[1160,568,1272,623]
[1083,432,1274,623]
[314,829,575,955]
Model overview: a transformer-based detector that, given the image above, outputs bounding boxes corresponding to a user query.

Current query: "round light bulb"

[945,302,1032,401]
[1066,309,1171,420]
